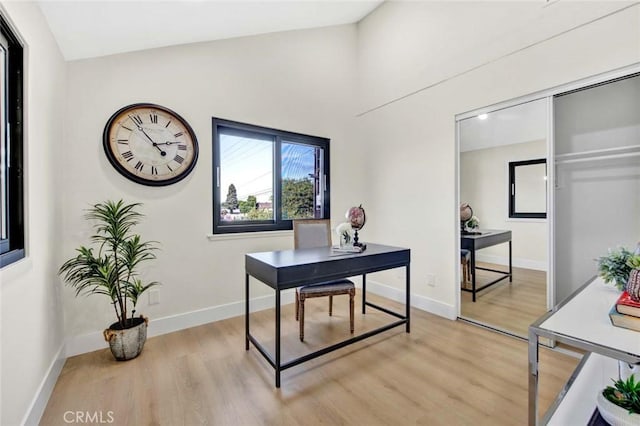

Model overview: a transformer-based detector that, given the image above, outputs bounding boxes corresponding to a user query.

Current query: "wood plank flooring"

[41,294,578,425]
[461,263,548,338]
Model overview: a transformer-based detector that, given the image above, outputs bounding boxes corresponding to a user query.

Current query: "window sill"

[505,218,547,224]
[207,230,293,241]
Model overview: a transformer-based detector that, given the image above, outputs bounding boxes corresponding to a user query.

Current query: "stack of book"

[609,291,640,331]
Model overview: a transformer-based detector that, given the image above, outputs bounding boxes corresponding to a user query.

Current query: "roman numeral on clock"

[150,113,158,124]
[174,155,184,164]
[178,145,187,151]
[151,166,158,175]
[134,161,144,172]
[117,139,129,144]
[174,132,183,138]
[131,115,143,125]
[122,151,134,161]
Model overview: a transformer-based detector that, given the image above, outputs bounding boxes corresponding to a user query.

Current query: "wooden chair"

[293,219,355,342]
[461,249,471,288]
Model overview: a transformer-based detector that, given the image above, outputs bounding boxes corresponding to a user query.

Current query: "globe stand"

[352,229,366,250]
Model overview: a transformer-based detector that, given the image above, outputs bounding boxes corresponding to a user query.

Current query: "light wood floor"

[41,294,577,426]
[461,263,548,338]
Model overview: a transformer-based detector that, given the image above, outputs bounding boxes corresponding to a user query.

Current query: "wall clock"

[103,103,199,186]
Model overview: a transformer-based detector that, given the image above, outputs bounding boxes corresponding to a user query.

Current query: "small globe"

[346,205,366,231]
[460,203,473,222]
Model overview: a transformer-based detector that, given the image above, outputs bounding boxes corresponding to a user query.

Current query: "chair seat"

[300,279,354,295]
[461,249,470,261]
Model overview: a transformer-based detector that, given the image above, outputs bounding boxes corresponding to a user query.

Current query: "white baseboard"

[366,279,457,320]
[64,290,296,357]
[475,253,547,272]
[22,345,66,426]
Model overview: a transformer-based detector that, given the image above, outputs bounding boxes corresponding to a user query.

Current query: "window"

[213,118,329,234]
[0,16,24,267]
[212,118,330,234]
[508,158,547,219]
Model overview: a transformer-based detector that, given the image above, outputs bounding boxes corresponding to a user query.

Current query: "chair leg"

[295,289,299,321]
[349,289,355,334]
[299,295,305,342]
[329,295,333,316]
[462,261,467,284]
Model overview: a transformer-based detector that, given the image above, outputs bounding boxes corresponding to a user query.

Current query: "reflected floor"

[460,262,547,338]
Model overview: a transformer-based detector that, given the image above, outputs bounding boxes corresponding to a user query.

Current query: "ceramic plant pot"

[597,390,640,426]
[103,316,148,361]
[627,269,640,302]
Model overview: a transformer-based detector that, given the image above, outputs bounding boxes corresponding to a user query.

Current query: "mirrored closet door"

[458,98,549,338]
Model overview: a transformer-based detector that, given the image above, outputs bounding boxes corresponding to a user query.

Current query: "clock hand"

[130,117,167,156]
[159,141,180,145]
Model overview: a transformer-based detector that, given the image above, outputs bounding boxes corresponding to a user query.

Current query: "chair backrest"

[293,219,331,249]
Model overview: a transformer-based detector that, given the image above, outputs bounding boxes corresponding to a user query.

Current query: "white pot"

[596,391,640,426]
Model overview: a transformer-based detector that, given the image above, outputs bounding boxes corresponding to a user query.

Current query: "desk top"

[245,243,410,290]
[461,229,511,240]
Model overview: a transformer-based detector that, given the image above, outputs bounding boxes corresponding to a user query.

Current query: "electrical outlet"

[426,274,436,287]
[148,289,160,305]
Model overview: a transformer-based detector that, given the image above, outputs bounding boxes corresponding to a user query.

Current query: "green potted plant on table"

[597,247,635,291]
[59,200,159,361]
[597,375,640,425]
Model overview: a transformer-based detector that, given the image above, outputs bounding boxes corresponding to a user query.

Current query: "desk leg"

[471,247,477,302]
[528,328,540,425]
[406,264,411,333]
[509,240,513,282]
[245,273,249,350]
[362,274,367,314]
[275,289,281,388]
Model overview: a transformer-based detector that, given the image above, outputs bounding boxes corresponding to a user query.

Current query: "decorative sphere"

[346,205,366,231]
[460,203,473,222]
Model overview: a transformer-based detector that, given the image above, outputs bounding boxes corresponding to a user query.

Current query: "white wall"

[61,25,362,343]
[461,140,547,270]
[555,74,640,302]
[0,2,66,425]
[356,2,640,317]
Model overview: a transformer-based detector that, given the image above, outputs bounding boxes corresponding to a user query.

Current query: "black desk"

[245,243,411,387]
[461,229,512,302]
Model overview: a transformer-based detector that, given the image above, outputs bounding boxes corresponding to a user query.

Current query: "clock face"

[103,103,199,186]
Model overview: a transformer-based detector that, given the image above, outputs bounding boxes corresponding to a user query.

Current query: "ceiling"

[459,99,548,152]
[37,0,383,61]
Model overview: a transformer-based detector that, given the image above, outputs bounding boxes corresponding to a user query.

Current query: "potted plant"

[59,200,159,361]
[597,375,640,425]
[597,247,635,291]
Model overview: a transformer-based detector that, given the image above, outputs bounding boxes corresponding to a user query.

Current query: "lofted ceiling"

[37,0,383,61]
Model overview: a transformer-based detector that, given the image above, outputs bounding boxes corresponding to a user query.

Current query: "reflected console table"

[461,229,512,302]
[529,276,640,425]
[245,243,411,387]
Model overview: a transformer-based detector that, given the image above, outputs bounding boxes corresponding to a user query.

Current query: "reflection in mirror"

[509,159,547,218]
[458,98,548,338]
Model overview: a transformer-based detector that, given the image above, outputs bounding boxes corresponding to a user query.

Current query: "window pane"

[281,142,322,220]
[514,163,546,213]
[219,130,274,222]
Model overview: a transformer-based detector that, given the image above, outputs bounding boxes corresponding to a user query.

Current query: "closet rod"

[555,144,640,160]
[556,151,640,165]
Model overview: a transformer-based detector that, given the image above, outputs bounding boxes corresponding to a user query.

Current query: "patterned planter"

[103,316,148,361]
[627,269,640,302]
